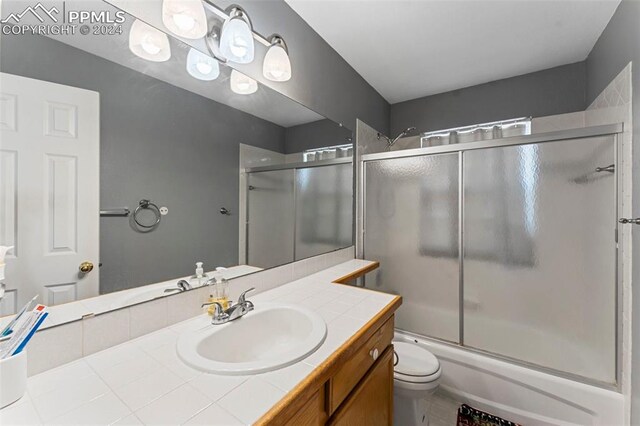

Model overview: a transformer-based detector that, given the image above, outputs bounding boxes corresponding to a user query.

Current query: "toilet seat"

[393,341,441,384]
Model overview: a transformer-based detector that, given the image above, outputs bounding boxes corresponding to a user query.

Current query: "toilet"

[393,341,442,425]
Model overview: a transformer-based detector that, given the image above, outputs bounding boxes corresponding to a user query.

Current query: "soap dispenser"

[205,267,229,315]
[189,262,208,288]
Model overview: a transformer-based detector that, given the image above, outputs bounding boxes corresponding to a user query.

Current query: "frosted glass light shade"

[187,48,220,81]
[162,0,207,39]
[263,44,291,82]
[129,19,171,62]
[219,16,254,64]
[230,70,258,95]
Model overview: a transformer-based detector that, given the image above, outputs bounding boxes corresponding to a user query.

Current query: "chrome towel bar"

[100,208,130,217]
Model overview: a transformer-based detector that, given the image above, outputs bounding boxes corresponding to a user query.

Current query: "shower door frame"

[358,123,625,390]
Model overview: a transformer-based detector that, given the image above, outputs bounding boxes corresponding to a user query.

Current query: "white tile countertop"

[0,260,397,425]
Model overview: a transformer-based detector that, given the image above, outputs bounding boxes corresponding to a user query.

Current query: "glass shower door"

[364,153,460,342]
[463,136,617,383]
[247,169,295,269]
[295,163,353,260]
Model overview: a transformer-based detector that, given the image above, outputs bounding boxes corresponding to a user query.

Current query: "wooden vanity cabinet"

[268,314,397,426]
[256,262,400,426]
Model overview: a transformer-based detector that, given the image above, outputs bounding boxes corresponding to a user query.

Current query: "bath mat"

[456,404,521,426]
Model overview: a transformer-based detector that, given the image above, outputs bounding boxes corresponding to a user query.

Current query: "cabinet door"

[329,346,393,426]
[285,390,327,426]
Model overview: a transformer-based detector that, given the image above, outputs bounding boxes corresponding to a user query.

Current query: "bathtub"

[394,331,625,425]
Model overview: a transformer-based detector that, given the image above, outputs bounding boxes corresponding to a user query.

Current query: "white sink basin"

[176,303,327,375]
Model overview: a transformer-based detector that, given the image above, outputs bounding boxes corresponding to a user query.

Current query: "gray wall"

[284,119,352,154]
[389,62,587,137]
[586,1,640,423]
[1,34,285,293]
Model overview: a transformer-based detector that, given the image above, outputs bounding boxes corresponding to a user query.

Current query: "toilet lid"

[394,342,440,378]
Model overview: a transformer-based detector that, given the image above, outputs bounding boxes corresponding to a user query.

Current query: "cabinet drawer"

[328,316,394,414]
[328,346,394,426]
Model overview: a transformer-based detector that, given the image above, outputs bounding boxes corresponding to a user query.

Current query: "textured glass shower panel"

[295,163,353,260]
[364,154,460,342]
[247,169,295,269]
[463,136,616,383]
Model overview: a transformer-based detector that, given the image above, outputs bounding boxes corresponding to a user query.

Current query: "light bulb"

[129,19,171,62]
[141,39,161,55]
[186,48,220,81]
[173,13,195,31]
[219,13,254,64]
[230,35,249,58]
[263,42,291,82]
[162,0,207,39]
[230,69,257,95]
[196,62,212,75]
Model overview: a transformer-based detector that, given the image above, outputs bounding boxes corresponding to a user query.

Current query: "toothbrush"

[1,295,38,337]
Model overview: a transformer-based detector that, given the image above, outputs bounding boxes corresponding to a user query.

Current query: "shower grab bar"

[100,208,130,217]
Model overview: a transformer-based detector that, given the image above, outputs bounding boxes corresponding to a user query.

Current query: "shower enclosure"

[246,159,353,269]
[361,124,622,386]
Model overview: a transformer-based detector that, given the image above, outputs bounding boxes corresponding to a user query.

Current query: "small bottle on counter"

[189,262,208,288]
[205,267,229,315]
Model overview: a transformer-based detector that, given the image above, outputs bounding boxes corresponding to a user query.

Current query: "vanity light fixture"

[230,69,257,94]
[129,19,172,62]
[263,35,291,82]
[162,0,208,39]
[219,7,255,64]
[187,48,220,80]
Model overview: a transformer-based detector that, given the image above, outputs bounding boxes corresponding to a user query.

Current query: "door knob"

[619,218,640,225]
[79,261,94,273]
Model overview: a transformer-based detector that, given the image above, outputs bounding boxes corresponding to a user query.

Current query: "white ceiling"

[286,0,621,104]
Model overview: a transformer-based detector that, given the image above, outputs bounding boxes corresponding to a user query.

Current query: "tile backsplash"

[25,246,355,376]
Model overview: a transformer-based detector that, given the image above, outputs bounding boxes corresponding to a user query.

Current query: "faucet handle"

[201,301,223,313]
[201,301,229,323]
[238,287,255,305]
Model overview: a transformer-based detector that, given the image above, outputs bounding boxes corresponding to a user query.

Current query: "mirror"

[0,0,353,326]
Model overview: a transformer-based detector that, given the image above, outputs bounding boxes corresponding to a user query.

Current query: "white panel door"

[0,72,99,313]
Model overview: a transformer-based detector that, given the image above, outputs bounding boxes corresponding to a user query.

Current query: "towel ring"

[133,199,161,228]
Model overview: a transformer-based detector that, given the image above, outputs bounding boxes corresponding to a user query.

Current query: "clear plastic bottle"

[205,267,229,315]
[189,262,209,288]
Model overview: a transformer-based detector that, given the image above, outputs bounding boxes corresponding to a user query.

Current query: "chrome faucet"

[164,280,192,294]
[201,287,255,325]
